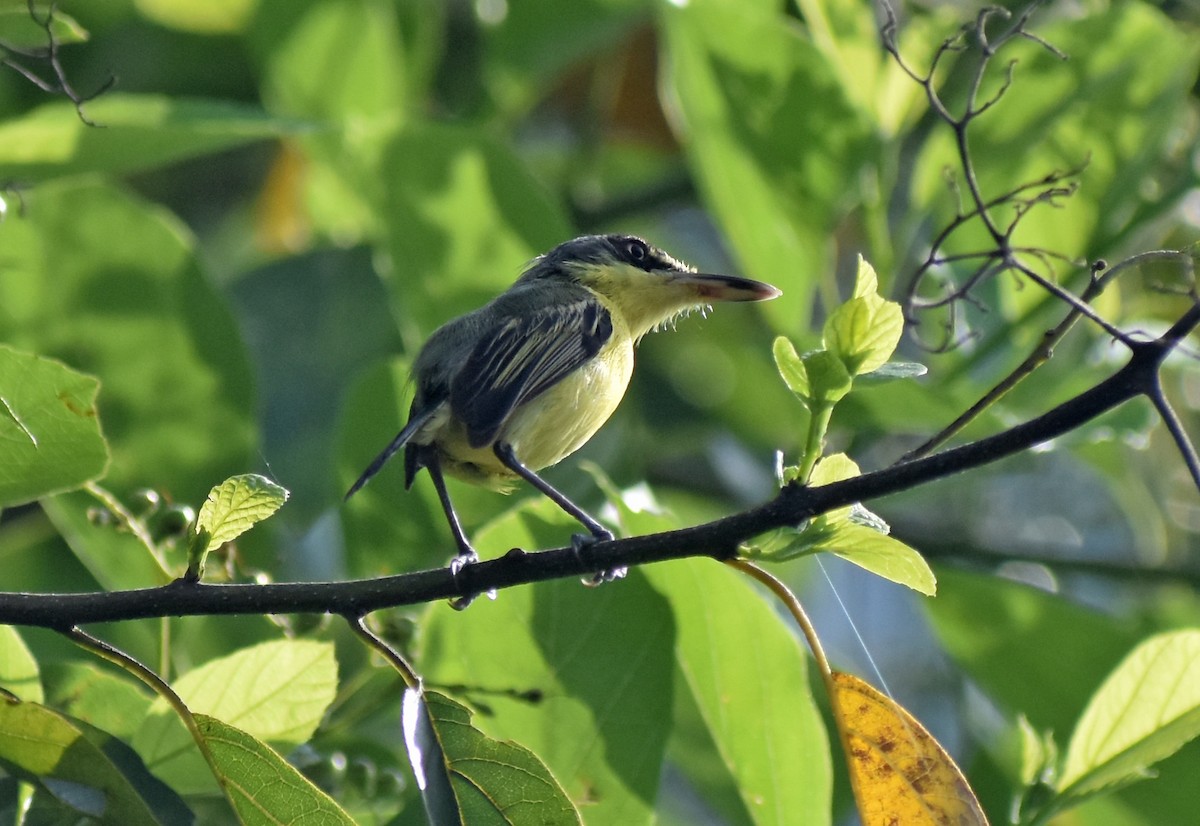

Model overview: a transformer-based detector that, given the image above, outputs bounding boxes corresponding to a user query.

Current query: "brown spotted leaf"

[831,671,988,826]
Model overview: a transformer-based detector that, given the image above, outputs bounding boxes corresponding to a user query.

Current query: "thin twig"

[63,626,226,791]
[0,0,115,125]
[345,614,421,689]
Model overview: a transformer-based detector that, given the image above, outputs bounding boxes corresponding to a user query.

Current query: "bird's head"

[520,234,781,338]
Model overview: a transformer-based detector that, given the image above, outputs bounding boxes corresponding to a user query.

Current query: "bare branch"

[0,0,115,125]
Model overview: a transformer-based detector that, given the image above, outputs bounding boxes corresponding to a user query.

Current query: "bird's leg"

[422,448,494,610]
[492,442,624,585]
[422,447,477,571]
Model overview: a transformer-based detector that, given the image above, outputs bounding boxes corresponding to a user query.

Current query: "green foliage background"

[2,0,1200,823]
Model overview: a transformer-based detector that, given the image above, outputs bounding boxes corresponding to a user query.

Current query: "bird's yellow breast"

[436,305,635,485]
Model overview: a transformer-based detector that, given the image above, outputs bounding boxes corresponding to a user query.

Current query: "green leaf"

[45,663,152,740]
[810,452,860,486]
[418,498,675,826]
[817,522,936,596]
[0,94,303,182]
[132,0,254,34]
[802,350,852,404]
[196,474,289,552]
[0,700,163,824]
[0,179,256,504]
[133,640,337,795]
[1059,631,1200,801]
[850,253,880,298]
[809,453,860,522]
[579,461,676,540]
[0,625,42,703]
[857,361,928,383]
[822,259,904,376]
[72,719,194,826]
[403,689,582,825]
[646,560,833,825]
[772,335,810,402]
[195,714,355,825]
[0,346,108,507]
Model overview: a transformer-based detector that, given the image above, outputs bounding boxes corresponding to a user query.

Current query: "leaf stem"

[345,614,421,689]
[725,558,833,683]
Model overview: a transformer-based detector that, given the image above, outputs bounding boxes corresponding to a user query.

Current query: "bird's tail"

[344,405,439,500]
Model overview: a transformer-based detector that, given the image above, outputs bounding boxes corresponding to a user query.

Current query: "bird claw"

[450,590,496,611]
[448,549,486,610]
[570,531,623,586]
[582,566,627,587]
[449,549,479,576]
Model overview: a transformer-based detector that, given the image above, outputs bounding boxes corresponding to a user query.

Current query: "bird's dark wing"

[451,294,613,448]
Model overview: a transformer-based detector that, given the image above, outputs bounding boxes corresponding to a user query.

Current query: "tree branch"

[3,306,1195,628]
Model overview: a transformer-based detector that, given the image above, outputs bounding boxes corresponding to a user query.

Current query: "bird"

[345,234,780,580]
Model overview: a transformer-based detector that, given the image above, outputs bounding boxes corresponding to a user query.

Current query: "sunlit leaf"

[773,335,810,401]
[647,560,833,825]
[0,701,164,824]
[809,452,860,521]
[1059,630,1200,801]
[0,625,42,703]
[0,346,108,507]
[819,522,936,596]
[803,350,852,404]
[831,671,988,826]
[133,640,337,795]
[133,0,254,34]
[196,474,289,552]
[824,300,903,382]
[850,253,880,298]
[810,452,860,486]
[195,714,353,825]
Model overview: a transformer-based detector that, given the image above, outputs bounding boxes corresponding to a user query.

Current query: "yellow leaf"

[831,671,989,826]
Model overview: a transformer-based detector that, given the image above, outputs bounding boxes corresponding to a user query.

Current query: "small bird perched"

[346,234,780,577]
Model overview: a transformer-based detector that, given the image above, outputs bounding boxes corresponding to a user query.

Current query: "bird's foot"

[448,549,495,610]
[570,531,625,586]
[449,549,479,576]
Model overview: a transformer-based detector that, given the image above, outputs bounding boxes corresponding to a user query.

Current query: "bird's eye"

[625,240,647,262]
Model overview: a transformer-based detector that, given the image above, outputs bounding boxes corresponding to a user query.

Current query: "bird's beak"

[664,271,782,302]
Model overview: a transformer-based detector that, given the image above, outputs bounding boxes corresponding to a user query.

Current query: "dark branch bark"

[3,308,1194,629]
